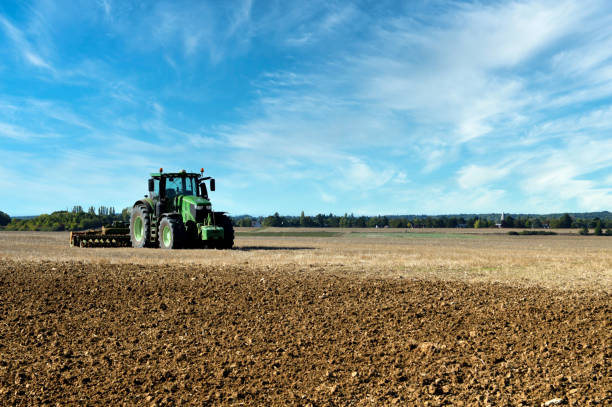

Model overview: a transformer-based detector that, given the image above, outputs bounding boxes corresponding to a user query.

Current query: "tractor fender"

[160,212,182,220]
[133,199,154,213]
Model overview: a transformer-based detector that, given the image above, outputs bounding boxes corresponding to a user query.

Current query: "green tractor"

[129,168,234,249]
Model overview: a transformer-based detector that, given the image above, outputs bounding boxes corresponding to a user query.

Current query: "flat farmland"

[0,229,610,405]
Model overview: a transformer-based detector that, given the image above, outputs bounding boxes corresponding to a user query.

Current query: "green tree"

[579,224,589,235]
[389,218,407,228]
[315,214,325,227]
[0,210,10,226]
[237,217,252,227]
[558,213,572,228]
[594,220,603,236]
[367,216,379,228]
[501,215,515,228]
[355,216,367,228]
[338,214,348,228]
[327,214,339,227]
[263,212,283,227]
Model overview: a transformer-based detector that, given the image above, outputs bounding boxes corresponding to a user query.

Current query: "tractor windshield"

[164,176,198,198]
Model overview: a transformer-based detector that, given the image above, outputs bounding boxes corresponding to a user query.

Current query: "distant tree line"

[1,207,611,233]
[233,211,612,230]
[2,206,127,231]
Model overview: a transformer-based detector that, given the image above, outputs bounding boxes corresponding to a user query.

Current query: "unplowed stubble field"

[0,230,610,405]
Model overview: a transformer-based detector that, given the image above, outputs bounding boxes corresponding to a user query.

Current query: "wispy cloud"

[519,137,612,209]
[284,3,358,46]
[99,0,112,18]
[0,14,53,71]
[457,164,511,190]
[0,122,58,141]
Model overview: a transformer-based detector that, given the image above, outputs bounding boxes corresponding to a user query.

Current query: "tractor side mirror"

[210,179,215,191]
[200,182,208,198]
[148,178,154,192]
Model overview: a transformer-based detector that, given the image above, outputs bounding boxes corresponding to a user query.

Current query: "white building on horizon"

[495,212,504,228]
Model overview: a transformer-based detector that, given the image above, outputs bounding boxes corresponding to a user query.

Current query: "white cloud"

[23,50,52,69]
[285,4,358,46]
[320,191,336,203]
[382,184,509,215]
[99,0,112,18]
[393,171,409,184]
[0,122,58,141]
[457,164,511,190]
[337,158,395,191]
[518,137,612,210]
[226,0,252,37]
[26,99,92,129]
[152,102,164,115]
[354,0,587,146]
[0,15,54,71]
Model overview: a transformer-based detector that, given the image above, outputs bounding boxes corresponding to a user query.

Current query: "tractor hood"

[179,195,211,225]
[181,195,210,207]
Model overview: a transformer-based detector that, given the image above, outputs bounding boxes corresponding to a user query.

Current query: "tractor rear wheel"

[130,205,151,248]
[215,213,234,249]
[159,217,185,249]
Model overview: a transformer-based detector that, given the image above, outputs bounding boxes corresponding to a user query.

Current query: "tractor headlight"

[206,205,212,210]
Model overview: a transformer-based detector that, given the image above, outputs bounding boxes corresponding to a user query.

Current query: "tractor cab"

[148,169,214,201]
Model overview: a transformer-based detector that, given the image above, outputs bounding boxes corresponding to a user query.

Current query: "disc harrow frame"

[70,225,130,248]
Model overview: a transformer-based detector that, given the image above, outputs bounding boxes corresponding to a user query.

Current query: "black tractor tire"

[215,213,234,249]
[183,221,201,249]
[130,205,151,248]
[158,217,185,249]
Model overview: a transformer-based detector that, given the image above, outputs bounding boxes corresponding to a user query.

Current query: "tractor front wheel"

[130,205,151,248]
[159,217,185,249]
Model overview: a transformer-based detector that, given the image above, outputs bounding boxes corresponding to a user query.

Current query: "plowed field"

[0,231,610,405]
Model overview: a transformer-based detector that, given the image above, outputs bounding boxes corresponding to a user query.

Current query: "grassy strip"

[236,231,343,237]
[351,232,480,239]
[508,230,558,236]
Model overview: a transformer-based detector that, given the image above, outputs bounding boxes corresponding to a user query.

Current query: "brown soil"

[0,260,610,406]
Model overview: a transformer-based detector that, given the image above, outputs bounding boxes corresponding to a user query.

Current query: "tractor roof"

[150,172,200,178]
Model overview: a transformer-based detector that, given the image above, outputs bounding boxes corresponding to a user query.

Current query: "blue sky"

[1,0,612,216]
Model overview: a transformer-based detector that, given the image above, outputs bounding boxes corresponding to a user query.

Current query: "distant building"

[495,212,504,228]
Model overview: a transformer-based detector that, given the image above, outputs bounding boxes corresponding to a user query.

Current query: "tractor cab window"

[164,176,197,198]
[150,179,160,199]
